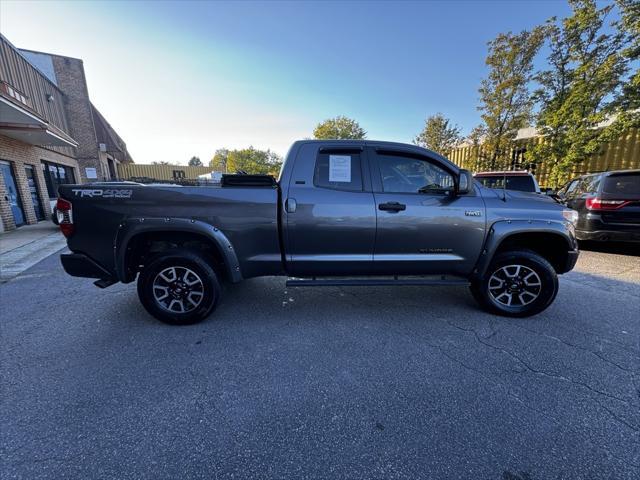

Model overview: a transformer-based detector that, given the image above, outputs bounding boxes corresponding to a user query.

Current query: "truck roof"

[474,171,533,177]
[292,139,459,172]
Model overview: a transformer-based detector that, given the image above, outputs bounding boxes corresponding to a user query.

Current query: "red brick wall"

[51,56,100,183]
[0,134,79,231]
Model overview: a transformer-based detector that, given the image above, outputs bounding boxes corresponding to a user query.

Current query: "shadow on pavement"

[578,240,639,257]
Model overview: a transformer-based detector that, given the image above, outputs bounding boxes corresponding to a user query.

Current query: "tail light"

[56,197,74,237]
[585,197,631,211]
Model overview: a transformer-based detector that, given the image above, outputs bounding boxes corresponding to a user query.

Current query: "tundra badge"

[465,210,482,217]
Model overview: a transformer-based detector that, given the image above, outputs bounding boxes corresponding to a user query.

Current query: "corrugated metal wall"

[449,128,640,187]
[118,164,215,181]
[0,36,70,133]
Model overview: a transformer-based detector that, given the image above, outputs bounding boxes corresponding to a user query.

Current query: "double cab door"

[284,143,485,277]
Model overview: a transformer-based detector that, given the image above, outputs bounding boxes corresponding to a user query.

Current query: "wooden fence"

[448,128,640,187]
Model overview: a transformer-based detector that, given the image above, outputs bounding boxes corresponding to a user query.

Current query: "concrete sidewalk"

[0,221,67,282]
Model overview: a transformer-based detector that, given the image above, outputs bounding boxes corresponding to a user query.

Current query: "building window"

[41,160,76,199]
[0,81,30,107]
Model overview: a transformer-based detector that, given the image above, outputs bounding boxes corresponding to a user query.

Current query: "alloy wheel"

[152,266,205,313]
[487,264,542,307]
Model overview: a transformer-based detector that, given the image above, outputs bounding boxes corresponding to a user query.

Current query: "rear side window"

[603,173,640,195]
[313,151,363,191]
[565,179,579,195]
[575,175,600,195]
[476,175,536,193]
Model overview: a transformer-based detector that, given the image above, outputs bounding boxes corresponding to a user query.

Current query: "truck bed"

[58,183,282,279]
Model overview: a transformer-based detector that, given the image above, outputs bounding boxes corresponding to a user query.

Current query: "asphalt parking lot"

[1,244,639,479]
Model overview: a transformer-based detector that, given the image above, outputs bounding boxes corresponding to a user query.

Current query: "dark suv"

[557,169,640,243]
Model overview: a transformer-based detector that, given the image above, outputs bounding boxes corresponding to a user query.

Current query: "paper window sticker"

[329,155,351,182]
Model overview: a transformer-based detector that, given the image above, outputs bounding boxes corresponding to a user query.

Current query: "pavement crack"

[512,324,639,374]
[445,320,639,408]
[600,404,640,434]
[389,323,572,427]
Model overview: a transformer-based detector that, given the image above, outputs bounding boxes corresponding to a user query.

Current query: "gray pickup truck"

[58,140,579,324]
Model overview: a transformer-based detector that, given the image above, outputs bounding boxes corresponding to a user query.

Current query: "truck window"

[475,175,536,193]
[376,154,454,194]
[313,151,363,191]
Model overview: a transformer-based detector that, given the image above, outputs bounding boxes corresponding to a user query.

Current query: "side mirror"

[457,169,473,195]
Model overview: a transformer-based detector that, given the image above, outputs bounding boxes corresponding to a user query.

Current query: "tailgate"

[600,172,640,226]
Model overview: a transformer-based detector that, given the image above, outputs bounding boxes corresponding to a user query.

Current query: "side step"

[94,278,117,289]
[286,276,470,287]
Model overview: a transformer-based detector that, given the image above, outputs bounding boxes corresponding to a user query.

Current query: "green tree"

[478,26,546,171]
[313,116,366,140]
[209,148,229,171]
[413,113,462,156]
[226,147,282,176]
[151,161,177,165]
[530,0,630,186]
[465,124,489,172]
[188,156,202,167]
[608,0,640,132]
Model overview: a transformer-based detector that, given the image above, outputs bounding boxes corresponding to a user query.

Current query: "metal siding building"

[118,164,215,182]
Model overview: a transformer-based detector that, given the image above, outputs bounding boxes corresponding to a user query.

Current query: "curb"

[0,233,67,282]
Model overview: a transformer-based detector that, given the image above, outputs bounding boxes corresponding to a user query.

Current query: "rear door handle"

[285,198,297,213]
[378,202,406,212]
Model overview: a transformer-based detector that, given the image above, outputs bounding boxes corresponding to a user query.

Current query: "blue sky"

[1,0,574,164]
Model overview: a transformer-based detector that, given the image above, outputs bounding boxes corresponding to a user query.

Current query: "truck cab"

[280,141,484,277]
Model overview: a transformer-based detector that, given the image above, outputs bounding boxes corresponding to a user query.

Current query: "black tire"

[137,249,221,325]
[470,249,558,317]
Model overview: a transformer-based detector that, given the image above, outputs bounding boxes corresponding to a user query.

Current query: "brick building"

[0,34,132,232]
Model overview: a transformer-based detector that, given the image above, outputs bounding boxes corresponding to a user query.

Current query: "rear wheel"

[137,249,221,325]
[470,249,558,317]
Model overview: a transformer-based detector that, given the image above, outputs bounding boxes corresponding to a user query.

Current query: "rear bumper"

[60,253,113,279]
[576,229,640,243]
[576,213,640,242]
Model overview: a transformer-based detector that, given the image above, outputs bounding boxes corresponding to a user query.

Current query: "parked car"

[56,140,579,324]
[556,169,640,243]
[474,171,541,193]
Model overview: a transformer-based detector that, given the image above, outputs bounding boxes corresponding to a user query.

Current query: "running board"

[94,278,117,289]
[286,276,470,287]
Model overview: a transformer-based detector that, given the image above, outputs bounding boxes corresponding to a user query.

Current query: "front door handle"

[378,202,406,212]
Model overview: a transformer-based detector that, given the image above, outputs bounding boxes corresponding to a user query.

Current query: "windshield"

[475,175,537,192]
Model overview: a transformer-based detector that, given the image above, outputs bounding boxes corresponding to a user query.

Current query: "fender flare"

[113,217,242,283]
[472,219,576,279]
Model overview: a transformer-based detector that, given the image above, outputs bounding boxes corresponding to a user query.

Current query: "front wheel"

[470,249,558,317]
[137,249,221,325]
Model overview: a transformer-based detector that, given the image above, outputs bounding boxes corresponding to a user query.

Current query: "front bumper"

[60,253,113,279]
[561,249,580,274]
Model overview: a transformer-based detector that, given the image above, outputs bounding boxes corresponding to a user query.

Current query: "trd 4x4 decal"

[71,189,133,199]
